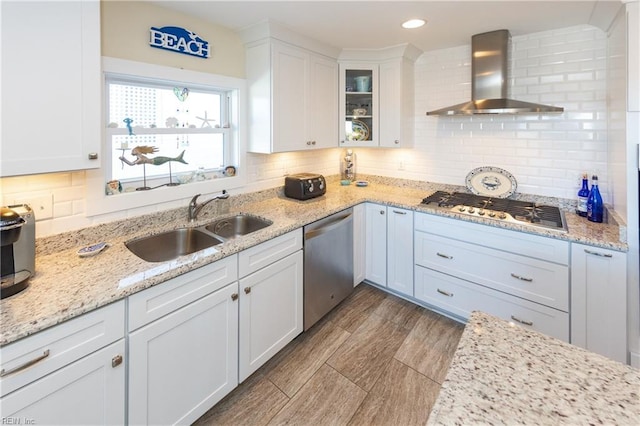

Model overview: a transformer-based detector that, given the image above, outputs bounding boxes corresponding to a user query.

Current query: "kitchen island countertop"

[428,311,640,424]
[0,176,627,346]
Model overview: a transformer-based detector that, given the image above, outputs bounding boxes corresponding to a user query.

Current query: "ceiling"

[151,0,623,52]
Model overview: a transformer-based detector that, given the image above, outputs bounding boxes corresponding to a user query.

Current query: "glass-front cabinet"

[338,45,421,149]
[340,65,378,147]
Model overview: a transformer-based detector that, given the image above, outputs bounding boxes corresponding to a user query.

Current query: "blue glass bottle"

[576,174,589,217]
[586,175,603,223]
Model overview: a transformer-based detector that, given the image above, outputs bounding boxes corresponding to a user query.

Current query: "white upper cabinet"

[242,23,339,153]
[339,44,422,148]
[379,58,415,148]
[1,0,101,176]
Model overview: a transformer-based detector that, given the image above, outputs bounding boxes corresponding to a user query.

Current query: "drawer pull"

[392,210,407,215]
[510,273,533,282]
[584,249,613,258]
[510,315,533,326]
[436,252,453,259]
[112,354,123,368]
[437,288,454,297]
[0,349,50,377]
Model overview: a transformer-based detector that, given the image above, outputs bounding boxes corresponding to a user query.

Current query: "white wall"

[357,25,609,202]
[0,22,612,237]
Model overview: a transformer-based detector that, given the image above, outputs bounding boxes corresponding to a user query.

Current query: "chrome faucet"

[188,190,229,222]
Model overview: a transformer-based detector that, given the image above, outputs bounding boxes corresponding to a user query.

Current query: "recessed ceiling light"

[402,19,426,29]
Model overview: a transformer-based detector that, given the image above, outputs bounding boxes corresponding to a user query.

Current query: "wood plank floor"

[193,283,464,426]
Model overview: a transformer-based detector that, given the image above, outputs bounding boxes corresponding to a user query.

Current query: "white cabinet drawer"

[128,255,238,331]
[414,212,569,265]
[1,339,125,425]
[415,266,569,342]
[415,231,569,311]
[1,300,125,396]
[239,229,302,278]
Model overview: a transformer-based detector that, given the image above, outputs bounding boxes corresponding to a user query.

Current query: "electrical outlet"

[398,161,405,171]
[13,195,53,220]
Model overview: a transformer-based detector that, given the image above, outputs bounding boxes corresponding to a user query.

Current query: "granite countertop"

[428,311,640,424]
[0,176,627,346]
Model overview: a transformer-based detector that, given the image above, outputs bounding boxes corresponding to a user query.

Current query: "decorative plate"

[355,180,369,187]
[349,120,369,141]
[465,166,517,198]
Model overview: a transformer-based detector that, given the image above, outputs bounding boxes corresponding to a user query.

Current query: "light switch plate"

[13,195,53,220]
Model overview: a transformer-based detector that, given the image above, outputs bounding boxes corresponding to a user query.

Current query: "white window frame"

[86,57,246,217]
[105,76,232,187]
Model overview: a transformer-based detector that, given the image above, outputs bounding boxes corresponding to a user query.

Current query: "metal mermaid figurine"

[119,146,188,166]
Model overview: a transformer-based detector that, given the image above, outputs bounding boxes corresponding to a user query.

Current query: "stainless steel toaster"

[284,173,326,200]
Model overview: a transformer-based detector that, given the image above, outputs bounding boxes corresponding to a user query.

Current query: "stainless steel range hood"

[426,30,564,116]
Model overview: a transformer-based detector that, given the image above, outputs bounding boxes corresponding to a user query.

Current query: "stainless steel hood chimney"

[426,30,564,116]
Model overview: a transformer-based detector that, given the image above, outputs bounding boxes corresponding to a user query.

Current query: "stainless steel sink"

[205,214,273,240]
[125,214,272,262]
[125,228,223,263]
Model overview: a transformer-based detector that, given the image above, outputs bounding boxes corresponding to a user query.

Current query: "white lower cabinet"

[353,203,366,286]
[127,257,239,426]
[386,207,414,296]
[415,265,569,341]
[365,203,414,297]
[571,243,627,363]
[128,282,238,425]
[239,248,303,382]
[0,301,126,425]
[1,340,125,425]
[365,203,387,286]
[413,212,570,342]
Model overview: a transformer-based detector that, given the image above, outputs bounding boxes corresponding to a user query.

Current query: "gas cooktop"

[421,191,567,233]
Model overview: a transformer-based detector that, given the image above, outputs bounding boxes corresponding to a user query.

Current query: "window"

[85,57,245,217]
[105,77,233,192]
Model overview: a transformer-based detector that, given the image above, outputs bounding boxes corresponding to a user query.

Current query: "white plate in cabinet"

[1,340,125,426]
[414,212,569,265]
[415,266,569,342]
[128,282,239,426]
[415,231,569,312]
[0,300,125,396]
[128,255,238,331]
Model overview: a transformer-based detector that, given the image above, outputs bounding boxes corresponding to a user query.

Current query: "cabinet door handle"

[510,273,533,282]
[437,288,454,297]
[436,252,453,259]
[392,210,407,215]
[510,315,533,326]
[379,210,385,215]
[0,349,50,377]
[244,287,251,294]
[584,249,613,258]
[112,354,123,368]
[231,293,239,301]
[394,140,400,145]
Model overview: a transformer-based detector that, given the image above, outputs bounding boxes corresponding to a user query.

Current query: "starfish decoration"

[195,111,216,128]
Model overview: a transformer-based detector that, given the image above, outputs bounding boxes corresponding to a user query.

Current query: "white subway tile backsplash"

[369,24,610,202]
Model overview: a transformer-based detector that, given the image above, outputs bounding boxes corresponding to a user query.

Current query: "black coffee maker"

[1,205,35,298]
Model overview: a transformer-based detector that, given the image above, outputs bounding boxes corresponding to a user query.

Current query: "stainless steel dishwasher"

[303,208,354,330]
